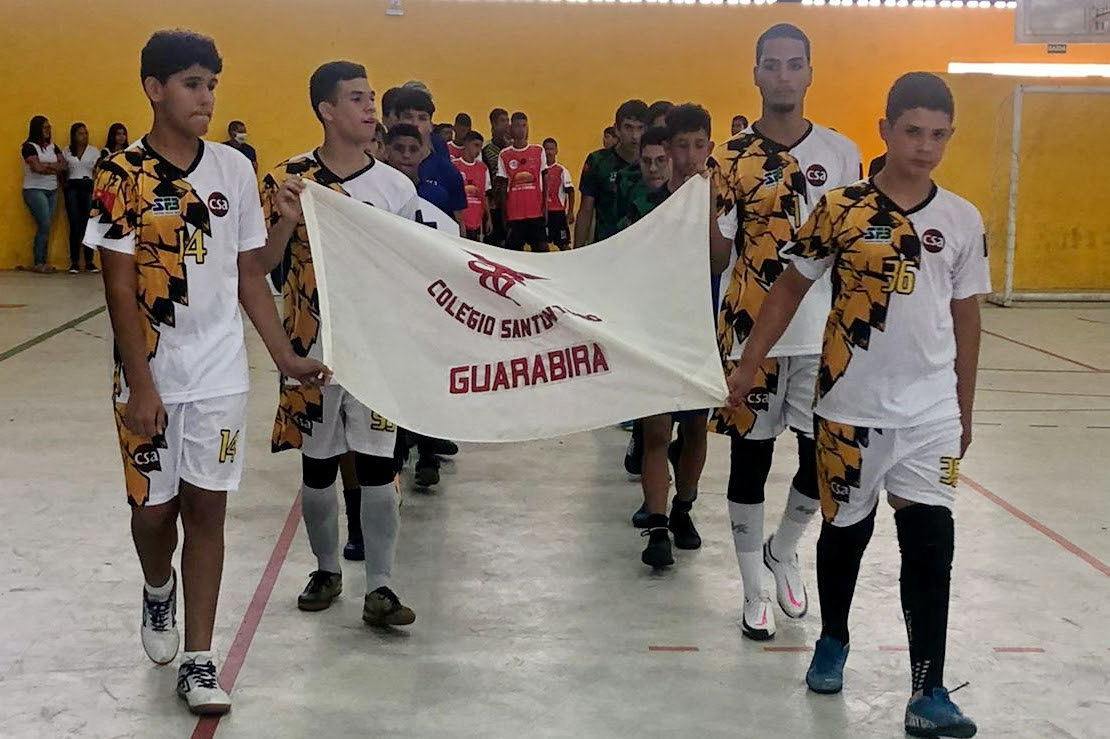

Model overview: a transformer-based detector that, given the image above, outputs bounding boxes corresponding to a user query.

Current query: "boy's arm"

[725,266,815,404]
[573,195,594,246]
[100,250,165,437]
[238,250,329,386]
[952,296,982,457]
[259,171,302,272]
[566,188,576,225]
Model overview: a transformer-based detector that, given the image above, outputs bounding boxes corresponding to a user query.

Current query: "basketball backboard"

[1017,0,1110,43]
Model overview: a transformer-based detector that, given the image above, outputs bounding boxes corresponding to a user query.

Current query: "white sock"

[182,650,215,664]
[145,573,174,599]
[361,483,400,593]
[301,483,341,574]
[729,501,766,600]
[771,486,819,562]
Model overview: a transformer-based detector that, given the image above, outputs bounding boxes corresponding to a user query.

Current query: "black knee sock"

[342,487,362,543]
[895,504,954,694]
[816,506,877,645]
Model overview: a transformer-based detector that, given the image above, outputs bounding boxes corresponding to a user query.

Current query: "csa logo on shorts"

[830,481,852,504]
[805,164,828,187]
[465,251,546,306]
[745,390,770,411]
[132,443,162,473]
[207,192,230,218]
[922,228,946,253]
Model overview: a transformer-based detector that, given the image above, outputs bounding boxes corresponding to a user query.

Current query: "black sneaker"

[68,264,80,274]
[668,507,702,550]
[297,570,342,611]
[85,263,100,273]
[641,527,674,569]
[631,502,650,528]
[363,586,416,627]
[414,455,440,487]
[431,439,459,456]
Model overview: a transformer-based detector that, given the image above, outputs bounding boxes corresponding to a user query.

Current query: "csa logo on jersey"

[864,225,893,244]
[805,164,828,187]
[207,192,229,218]
[922,229,946,253]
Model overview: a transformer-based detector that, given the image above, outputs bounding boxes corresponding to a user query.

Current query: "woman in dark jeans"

[62,122,100,273]
[100,122,129,160]
[20,115,66,272]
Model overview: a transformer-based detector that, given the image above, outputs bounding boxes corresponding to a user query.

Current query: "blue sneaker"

[905,686,977,738]
[631,503,650,528]
[806,635,849,694]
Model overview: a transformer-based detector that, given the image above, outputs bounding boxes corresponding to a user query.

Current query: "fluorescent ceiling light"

[948,62,1110,77]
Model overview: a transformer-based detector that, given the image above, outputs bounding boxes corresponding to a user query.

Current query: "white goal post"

[991,84,1110,306]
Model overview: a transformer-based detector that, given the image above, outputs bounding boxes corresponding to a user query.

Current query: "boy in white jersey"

[87,30,328,715]
[713,23,861,640]
[726,72,987,738]
[260,62,419,628]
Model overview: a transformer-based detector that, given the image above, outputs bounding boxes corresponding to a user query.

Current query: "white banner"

[301,176,726,443]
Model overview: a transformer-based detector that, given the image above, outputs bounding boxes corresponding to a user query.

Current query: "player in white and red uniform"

[496,111,549,252]
[542,137,575,250]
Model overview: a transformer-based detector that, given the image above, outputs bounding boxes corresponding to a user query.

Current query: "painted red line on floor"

[648,646,699,652]
[879,646,910,652]
[961,475,1109,578]
[763,646,813,653]
[191,493,303,739]
[993,647,1045,654]
[981,329,1101,371]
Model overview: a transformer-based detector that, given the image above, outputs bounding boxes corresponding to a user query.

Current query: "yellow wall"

[3,0,1109,285]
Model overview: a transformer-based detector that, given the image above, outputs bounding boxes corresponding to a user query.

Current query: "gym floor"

[1,272,1107,738]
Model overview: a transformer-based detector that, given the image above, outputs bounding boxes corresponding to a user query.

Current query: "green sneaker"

[363,586,416,627]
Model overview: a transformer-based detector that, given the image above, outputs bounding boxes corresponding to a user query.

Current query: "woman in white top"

[21,115,66,272]
[62,122,100,273]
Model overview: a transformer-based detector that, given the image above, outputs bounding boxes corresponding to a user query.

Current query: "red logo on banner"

[466,251,545,306]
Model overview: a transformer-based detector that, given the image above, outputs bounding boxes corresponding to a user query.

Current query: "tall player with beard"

[726,72,985,739]
[88,30,328,714]
[260,62,419,629]
[714,24,862,640]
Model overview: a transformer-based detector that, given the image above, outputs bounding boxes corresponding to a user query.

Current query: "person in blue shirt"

[389,87,466,234]
[224,120,257,173]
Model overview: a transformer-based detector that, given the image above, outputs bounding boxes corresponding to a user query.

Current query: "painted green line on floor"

[0,305,106,363]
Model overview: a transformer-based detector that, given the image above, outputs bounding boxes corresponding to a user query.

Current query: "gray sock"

[728,501,766,601]
[361,483,400,593]
[301,483,341,574]
[771,486,819,562]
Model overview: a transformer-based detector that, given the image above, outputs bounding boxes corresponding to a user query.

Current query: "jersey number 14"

[177,229,208,265]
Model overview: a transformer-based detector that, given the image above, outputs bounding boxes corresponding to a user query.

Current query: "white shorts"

[115,392,248,507]
[815,415,963,527]
[300,383,398,461]
[711,354,818,441]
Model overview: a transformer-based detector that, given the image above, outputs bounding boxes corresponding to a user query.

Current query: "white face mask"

[234,132,248,144]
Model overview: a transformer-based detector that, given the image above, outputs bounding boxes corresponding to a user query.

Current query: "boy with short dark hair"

[88,29,327,715]
[454,130,492,241]
[542,137,574,250]
[482,108,511,245]
[618,108,732,569]
[259,61,420,632]
[647,100,674,129]
[574,99,649,246]
[725,72,986,738]
[392,86,466,233]
[496,111,549,251]
[713,22,862,642]
[449,112,471,159]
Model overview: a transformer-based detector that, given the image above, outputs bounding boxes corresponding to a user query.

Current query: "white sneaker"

[177,654,231,715]
[764,534,809,619]
[741,594,776,641]
[141,570,180,665]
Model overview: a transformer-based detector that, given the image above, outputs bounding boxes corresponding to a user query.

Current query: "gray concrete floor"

[0,273,1107,738]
